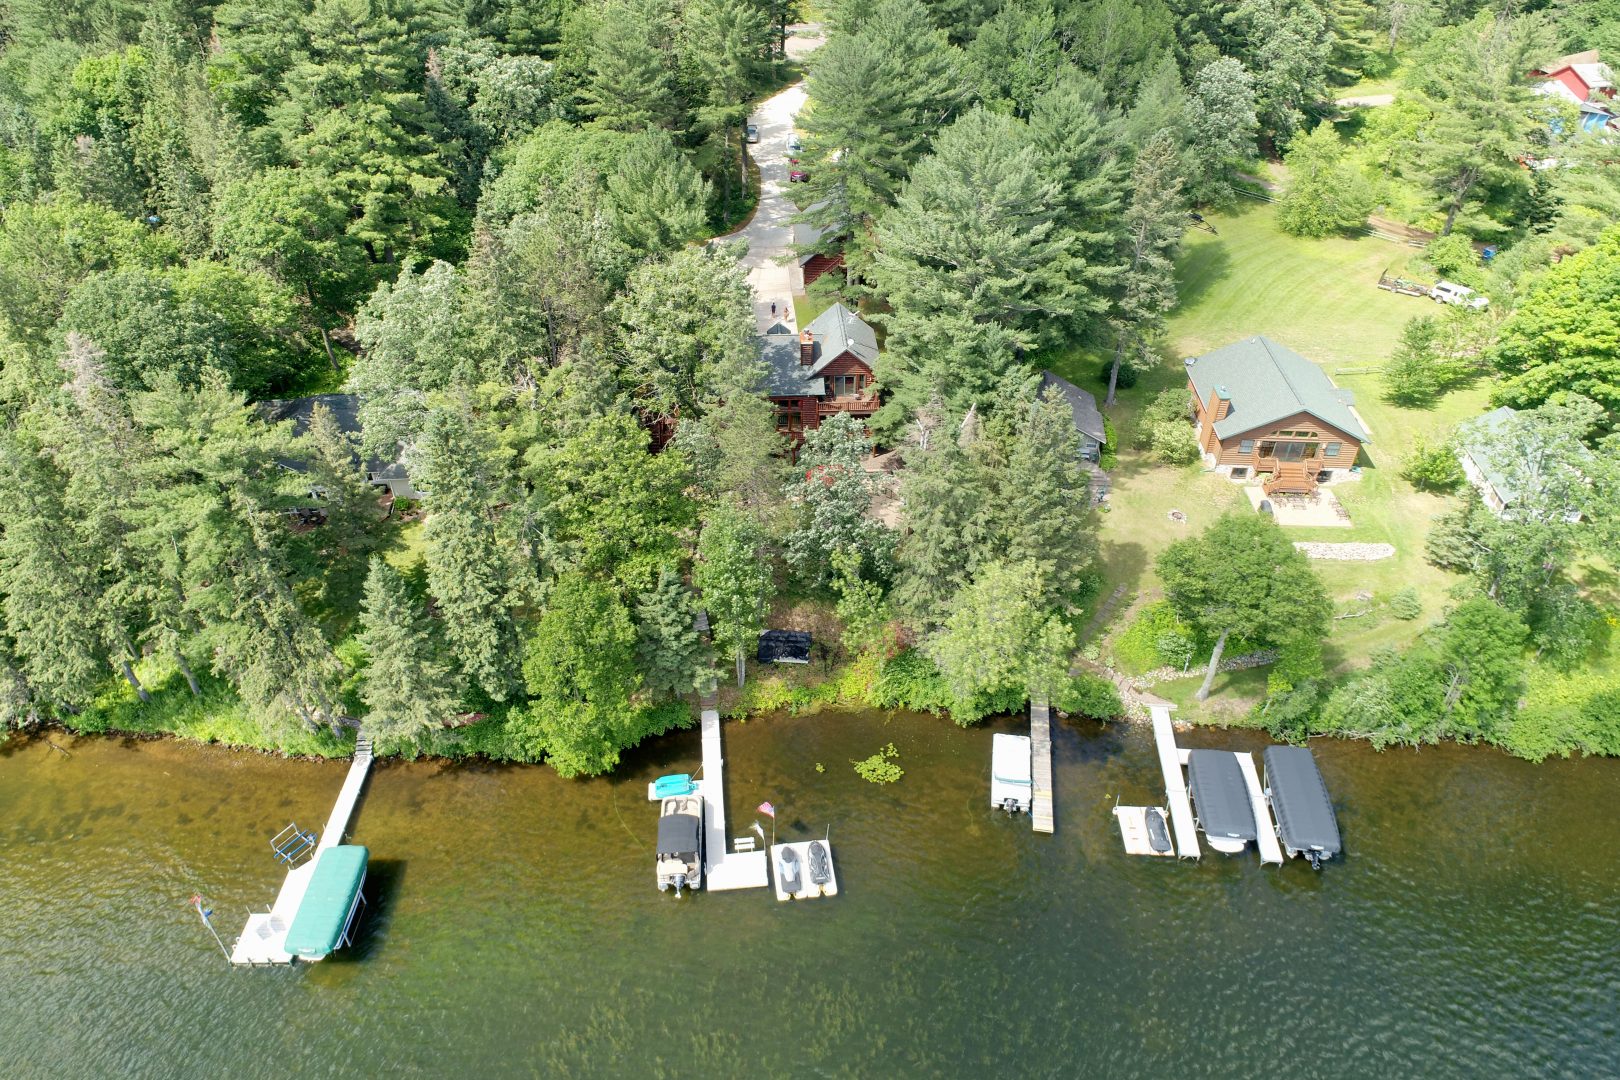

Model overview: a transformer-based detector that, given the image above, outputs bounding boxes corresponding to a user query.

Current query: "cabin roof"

[258,393,405,479]
[1039,370,1107,444]
[759,333,827,398]
[804,303,878,374]
[1188,336,1370,443]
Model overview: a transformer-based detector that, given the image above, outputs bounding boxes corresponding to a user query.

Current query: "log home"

[761,303,878,440]
[1186,336,1370,496]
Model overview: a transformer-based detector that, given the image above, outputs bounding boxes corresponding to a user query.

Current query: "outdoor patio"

[1242,484,1354,528]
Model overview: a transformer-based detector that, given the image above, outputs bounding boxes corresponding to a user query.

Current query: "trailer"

[1376,269,1431,297]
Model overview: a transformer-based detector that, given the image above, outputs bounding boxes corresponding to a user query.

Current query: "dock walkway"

[231,738,373,965]
[698,696,769,891]
[1030,699,1054,834]
[1150,707,1200,858]
[1235,752,1285,865]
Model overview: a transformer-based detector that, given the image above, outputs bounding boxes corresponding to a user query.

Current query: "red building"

[762,303,879,439]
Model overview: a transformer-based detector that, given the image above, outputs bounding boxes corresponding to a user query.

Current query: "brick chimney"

[799,329,815,366]
[1212,385,1231,421]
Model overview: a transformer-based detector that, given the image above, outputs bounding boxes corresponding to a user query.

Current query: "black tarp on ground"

[656,813,700,857]
[757,630,812,664]
[1264,746,1342,857]
[1187,750,1257,841]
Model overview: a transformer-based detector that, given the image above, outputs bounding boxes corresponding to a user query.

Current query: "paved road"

[720,24,824,332]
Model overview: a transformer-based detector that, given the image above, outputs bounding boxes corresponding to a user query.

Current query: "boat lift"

[270,823,318,867]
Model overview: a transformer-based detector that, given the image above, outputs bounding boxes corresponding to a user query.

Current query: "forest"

[0,0,1617,771]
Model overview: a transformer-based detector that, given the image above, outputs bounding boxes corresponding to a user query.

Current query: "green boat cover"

[284,845,368,958]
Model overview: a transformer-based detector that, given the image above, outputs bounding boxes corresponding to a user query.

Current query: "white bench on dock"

[1030,699,1054,834]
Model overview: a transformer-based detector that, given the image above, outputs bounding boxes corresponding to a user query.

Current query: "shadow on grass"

[1173,239,1234,314]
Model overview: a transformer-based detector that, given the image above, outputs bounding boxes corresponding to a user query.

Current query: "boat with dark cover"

[1264,746,1342,869]
[656,794,704,895]
[807,841,831,885]
[1186,750,1257,855]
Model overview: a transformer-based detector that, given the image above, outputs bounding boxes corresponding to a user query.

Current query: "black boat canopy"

[1264,746,1342,856]
[1187,750,1257,840]
[657,813,700,857]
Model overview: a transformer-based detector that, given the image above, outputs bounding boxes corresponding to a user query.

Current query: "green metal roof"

[285,845,368,959]
[1187,336,1370,443]
[804,303,878,374]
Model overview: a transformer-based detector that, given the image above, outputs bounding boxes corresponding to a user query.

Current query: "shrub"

[1099,357,1137,389]
[1388,587,1422,620]
[869,649,953,713]
[1055,673,1124,719]
[1112,601,1195,674]
[1132,388,1191,448]
[1400,435,1463,490]
[1425,233,1480,282]
[1148,420,1202,464]
[852,742,903,783]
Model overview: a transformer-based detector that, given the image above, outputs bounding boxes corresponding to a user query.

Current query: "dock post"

[1030,698,1054,834]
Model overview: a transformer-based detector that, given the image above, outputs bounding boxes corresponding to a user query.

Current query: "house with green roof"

[1186,336,1370,494]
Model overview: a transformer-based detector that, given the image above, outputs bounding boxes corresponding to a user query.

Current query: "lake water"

[3,711,1617,1078]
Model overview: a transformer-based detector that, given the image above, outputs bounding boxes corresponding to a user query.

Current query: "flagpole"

[192,895,230,963]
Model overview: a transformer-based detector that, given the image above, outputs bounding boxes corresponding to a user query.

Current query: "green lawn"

[1063,203,1496,718]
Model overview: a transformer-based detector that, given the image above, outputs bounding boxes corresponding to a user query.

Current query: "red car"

[789,170,809,183]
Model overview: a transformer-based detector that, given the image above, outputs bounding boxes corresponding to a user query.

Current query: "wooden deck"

[1030,699,1054,834]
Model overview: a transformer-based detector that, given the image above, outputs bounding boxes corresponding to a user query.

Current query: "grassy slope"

[1064,202,1498,719]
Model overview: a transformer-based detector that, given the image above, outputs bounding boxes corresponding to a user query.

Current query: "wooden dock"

[231,738,373,965]
[1235,751,1285,865]
[697,695,769,892]
[1149,706,1200,859]
[1030,699,1054,834]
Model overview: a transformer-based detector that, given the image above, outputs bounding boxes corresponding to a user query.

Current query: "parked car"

[787,134,802,153]
[745,124,759,144]
[789,169,809,183]
[1430,280,1489,309]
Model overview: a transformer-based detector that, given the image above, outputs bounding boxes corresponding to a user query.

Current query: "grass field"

[1052,202,1499,719]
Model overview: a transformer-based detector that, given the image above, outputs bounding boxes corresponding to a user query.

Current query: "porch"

[1241,484,1353,528]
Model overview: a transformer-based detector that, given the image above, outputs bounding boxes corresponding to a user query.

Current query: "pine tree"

[685,0,771,205]
[272,0,459,265]
[993,387,1097,607]
[356,556,460,749]
[582,0,684,133]
[1105,130,1186,406]
[0,429,111,710]
[873,107,1077,431]
[416,405,521,702]
[796,0,968,277]
[892,411,987,628]
[298,403,384,609]
[635,565,711,699]
[1028,67,1129,295]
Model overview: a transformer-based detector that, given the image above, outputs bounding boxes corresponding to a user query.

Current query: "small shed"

[1039,370,1107,461]
[757,630,812,665]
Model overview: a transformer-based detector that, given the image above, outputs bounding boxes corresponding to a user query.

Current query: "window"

[832,375,863,398]
[775,405,802,432]
[1263,440,1317,462]
[1230,466,1249,479]
[1239,439,1254,455]
[1325,442,1342,458]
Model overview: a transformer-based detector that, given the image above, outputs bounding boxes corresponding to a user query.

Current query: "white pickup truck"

[1430,280,1489,309]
